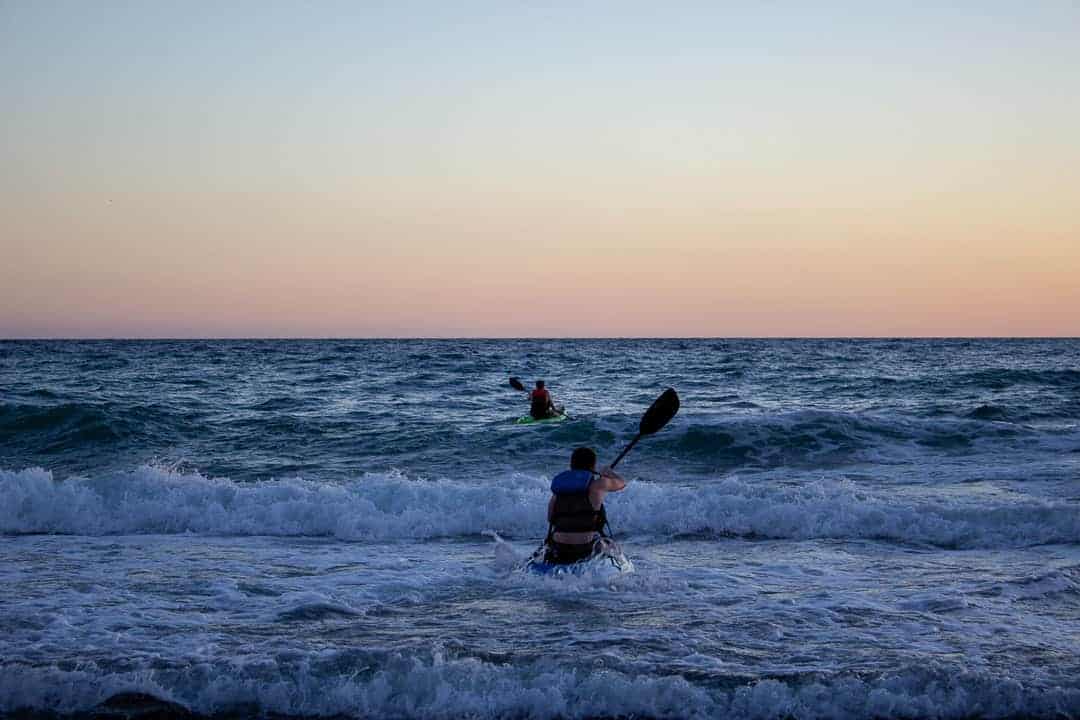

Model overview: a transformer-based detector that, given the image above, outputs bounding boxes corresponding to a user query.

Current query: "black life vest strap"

[548,505,609,537]
[551,495,605,533]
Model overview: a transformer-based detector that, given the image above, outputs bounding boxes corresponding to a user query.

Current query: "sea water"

[1,339,1078,719]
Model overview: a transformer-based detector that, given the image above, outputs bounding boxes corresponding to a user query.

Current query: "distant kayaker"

[544,447,626,564]
[529,380,560,419]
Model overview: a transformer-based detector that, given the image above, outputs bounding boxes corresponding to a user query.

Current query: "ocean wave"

[0,402,133,448]
[966,404,1010,421]
[0,466,536,541]
[528,409,1069,473]
[646,410,1052,468]
[1,652,1076,719]
[952,368,1080,390]
[2,466,1077,549]
[974,566,1080,601]
[620,477,1080,549]
[4,392,1075,480]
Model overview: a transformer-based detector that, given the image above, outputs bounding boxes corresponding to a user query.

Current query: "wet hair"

[570,447,597,471]
[536,380,545,389]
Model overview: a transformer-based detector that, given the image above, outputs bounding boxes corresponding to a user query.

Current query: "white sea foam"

[1,653,1077,719]
[2,465,1078,548]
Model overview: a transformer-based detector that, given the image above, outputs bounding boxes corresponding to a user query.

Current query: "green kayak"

[515,412,568,425]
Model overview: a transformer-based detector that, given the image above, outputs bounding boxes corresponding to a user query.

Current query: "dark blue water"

[2,339,1079,718]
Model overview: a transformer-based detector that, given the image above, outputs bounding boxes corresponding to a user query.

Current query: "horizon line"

[3,335,1079,342]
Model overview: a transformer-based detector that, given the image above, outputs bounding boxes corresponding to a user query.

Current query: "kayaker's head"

[570,447,596,472]
[535,380,545,390]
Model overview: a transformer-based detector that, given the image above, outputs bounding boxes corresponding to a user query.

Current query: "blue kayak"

[524,540,634,578]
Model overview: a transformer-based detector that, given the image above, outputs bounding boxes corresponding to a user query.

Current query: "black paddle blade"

[639,388,679,435]
[509,377,526,392]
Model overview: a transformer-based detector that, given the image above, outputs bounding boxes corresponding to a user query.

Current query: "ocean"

[2,338,1078,719]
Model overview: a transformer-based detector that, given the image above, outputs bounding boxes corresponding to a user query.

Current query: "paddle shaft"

[607,388,678,469]
[591,433,640,540]
[608,433,641,470]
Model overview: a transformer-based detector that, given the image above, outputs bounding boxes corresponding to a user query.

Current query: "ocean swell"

[648,410,1049,469]
[0,402,132,447]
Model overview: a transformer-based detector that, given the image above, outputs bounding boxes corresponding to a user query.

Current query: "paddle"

[609,388,680,469]
[591,388,679,542]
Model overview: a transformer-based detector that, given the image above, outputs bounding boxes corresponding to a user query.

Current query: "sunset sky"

[2,2,1078,337]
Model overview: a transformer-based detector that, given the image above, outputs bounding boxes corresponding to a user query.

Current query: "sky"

[2,2,1078,338]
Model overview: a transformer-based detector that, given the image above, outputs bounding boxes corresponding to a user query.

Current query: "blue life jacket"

[550,469,593,494]
[549,469,606,535]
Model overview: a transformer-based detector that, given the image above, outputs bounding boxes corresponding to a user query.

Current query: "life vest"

[530,389,551,418]
[549,469,606,534]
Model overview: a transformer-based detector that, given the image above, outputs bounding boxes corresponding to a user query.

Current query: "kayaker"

[544,447,626,564]
[529,380,560,419]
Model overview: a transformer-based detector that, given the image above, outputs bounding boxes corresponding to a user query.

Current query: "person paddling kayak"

[529,380,562,420]
[524,388,680,576]
[543,447,627,564]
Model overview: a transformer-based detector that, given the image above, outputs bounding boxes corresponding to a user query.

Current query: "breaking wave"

[1,651,1077,720]
[3,466,1077,549]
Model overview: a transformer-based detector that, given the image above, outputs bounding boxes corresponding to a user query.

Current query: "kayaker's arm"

[595,466,626,491]
[547,495,556,523]
[589,466,625,509]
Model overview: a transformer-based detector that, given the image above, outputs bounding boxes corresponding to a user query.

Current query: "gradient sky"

[2,2,1078,337]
